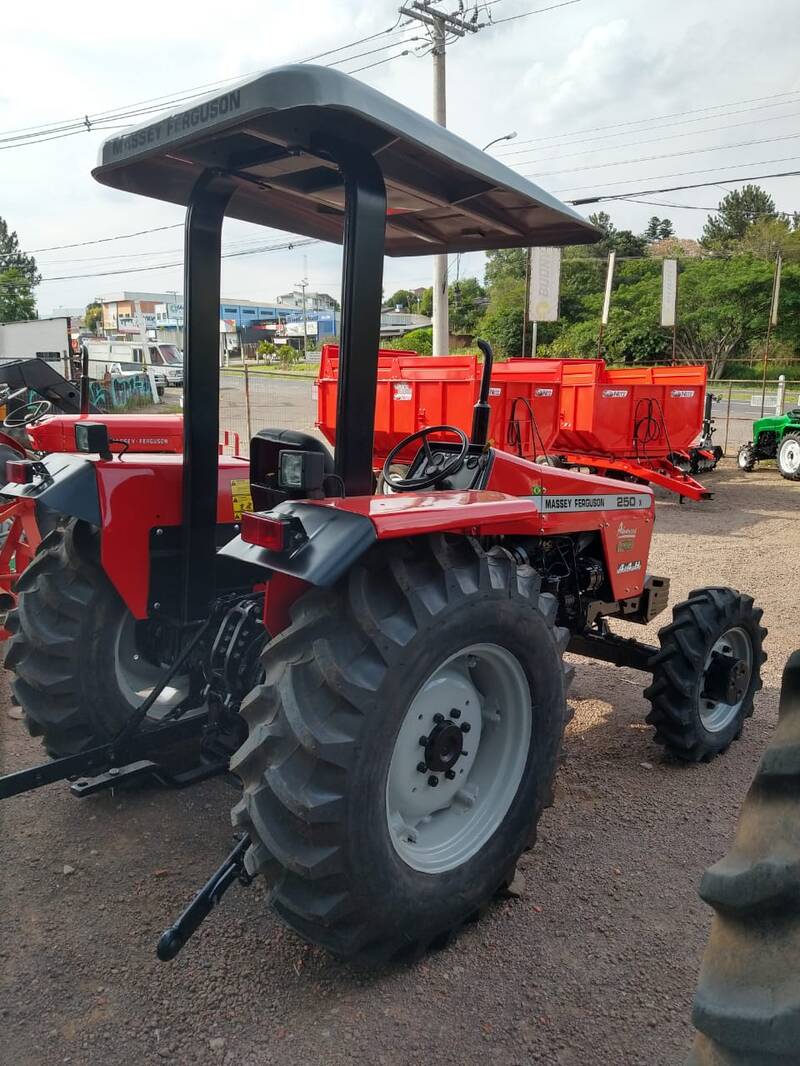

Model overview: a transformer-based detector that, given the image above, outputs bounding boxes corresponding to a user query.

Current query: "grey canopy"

[94,64,599,256]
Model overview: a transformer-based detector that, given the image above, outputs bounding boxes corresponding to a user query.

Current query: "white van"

[84,340,184,389]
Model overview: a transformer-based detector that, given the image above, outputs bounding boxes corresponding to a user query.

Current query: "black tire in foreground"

[777,431,800,481]
[688,650,800,1065]
[231,534,571,965]
[645,587,767,762]
[6,521,147,756]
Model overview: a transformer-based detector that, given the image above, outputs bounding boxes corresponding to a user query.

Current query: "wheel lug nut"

[428,775,439,787]
[433,713,445,724]
[449,708,461,719]
[460,722,471,733]
[445,769,456,780]
[417,762,428,774]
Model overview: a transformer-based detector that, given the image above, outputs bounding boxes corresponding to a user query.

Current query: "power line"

[520,133,800,179]
[0,238,320,287]
[495,89,800,152]
[0,22,416,151]
[501,109,800,165]
[563,166,800,204]
[491,0,586,25]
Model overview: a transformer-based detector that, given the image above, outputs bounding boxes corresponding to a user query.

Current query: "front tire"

[231,535,570,964]
[644,587,767,762]
[777,431,800,481]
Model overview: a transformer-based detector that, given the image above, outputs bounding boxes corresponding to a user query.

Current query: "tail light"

[240,511,307,553]
[5,459,35,485]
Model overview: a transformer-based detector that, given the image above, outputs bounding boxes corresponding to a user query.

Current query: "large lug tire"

[231,535,571,965]
[688,651,800,1065]
[5,520,189,757]
[736,444,756,472]
[644,587,767,762]
[777,431,800,481]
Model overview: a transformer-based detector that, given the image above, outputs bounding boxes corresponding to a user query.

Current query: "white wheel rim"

[700,626,753,733]
[385,643,531,874]
[779,438,800,474]
[114,614,190,718]
[737,448,752,469]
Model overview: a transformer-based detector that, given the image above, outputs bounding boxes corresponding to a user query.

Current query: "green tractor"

[737,407,800,481]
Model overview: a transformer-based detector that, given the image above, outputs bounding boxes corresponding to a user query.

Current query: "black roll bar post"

[180,170,235,623]
[313,136,387,498]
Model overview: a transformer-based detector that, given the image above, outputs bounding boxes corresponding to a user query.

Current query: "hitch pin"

[156,834,252,961]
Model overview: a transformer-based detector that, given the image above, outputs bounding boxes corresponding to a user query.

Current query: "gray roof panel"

[93,64,599,256]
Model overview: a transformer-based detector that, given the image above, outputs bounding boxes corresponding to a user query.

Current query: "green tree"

[386,288,414,310]
[701,185,778,248]
[84,300,103,332]
[0,267,36,322]
[449,276,486,334]
[484,248,526,288]
[644,216,675,241]
[737,217,800,262]
[418,286,433,317]
[0,217,40,288]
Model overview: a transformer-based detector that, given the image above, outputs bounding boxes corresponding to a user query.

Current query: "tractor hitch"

[156,834,252,961]
[0,712,213,801]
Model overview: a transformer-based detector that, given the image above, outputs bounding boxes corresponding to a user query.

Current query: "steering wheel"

[382,425,470,492]
[3,399,52,429]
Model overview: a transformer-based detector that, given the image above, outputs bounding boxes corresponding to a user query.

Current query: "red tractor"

[0,65,766,965]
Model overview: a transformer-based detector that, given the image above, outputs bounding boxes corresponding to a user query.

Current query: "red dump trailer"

[316,346,720,500]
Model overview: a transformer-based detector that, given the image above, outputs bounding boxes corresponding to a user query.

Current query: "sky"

[2,0,799,316]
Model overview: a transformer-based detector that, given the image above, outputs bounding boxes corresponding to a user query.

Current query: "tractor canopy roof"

[93,64,599,257]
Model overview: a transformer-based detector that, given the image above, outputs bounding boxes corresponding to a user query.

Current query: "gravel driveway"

[0,460,796,1066]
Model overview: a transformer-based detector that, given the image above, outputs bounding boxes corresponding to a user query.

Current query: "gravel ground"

[1,460,796,1066]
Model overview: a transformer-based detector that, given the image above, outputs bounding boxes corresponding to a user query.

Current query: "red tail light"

[241,512,291,552]
[5,459,34,485]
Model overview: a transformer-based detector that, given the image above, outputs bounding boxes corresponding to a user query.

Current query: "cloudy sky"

[2,0,798,316]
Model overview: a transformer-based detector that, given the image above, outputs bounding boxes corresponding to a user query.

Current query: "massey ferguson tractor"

[0,65,767,966]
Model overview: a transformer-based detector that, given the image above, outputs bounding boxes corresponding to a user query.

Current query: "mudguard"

[0,454,101,525]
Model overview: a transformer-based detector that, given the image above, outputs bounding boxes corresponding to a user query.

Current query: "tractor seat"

[250,428,334,510]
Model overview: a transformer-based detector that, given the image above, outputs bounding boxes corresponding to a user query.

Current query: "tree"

[484,248,526,288]
[382,326,433,353]
[0,217,40,288]
[84,300,103,333]
[568,211,647,259]
[0,267,36,322]
[701,185,778,248]
[386,288,414,311]
[449,276,486,334]
[644,216,675,241]
[418,286,433,318]
[737,217,800,263]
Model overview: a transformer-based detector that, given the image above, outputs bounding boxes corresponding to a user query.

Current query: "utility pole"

[297,276,309,360]
[399,2,483,355]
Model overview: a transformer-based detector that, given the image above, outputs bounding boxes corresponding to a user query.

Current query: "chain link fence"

[711,378,800,452]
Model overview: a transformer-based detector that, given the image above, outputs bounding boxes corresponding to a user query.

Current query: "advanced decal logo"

[535,387,554,397]
[670,389,695,398]
[617,560,642,574]
[109,90,242,157]
[602,389,628,399]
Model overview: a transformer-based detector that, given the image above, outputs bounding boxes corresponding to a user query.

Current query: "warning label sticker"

[393,382,413,401]
[230,478,253,519]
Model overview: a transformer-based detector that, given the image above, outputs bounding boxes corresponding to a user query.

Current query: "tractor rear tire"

[644,587,766,762]
[688,651,800,1065]
[776,431,800,481]
[231,535,571,965]
[5,520,182,757]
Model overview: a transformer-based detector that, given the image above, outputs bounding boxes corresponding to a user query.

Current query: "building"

[276,290,338,312]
